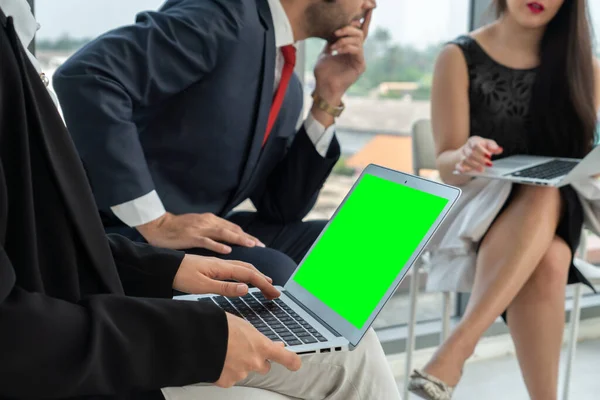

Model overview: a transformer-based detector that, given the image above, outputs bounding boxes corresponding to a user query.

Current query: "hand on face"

[312,4,375,104]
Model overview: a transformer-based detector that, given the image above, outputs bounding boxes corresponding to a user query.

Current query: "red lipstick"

[527,2,545,14]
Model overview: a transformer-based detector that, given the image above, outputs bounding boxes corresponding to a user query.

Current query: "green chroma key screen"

[292,173,449,329]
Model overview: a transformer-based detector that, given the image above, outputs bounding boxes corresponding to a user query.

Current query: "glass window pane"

[592,1,600,55]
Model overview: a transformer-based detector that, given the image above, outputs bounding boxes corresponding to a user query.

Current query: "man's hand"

[312,8,374,126]
[137,212,265,253]
[173,254,280,299]
[215,314,302,388]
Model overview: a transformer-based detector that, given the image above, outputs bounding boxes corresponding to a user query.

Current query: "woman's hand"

[455,136,504,173]
[173,255,280,299]
[215,314,302,388]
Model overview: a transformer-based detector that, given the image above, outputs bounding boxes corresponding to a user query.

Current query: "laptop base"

[175,288,351,355]
[460,147,600,186]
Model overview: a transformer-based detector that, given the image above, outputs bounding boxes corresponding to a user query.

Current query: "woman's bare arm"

[430,45,474,186]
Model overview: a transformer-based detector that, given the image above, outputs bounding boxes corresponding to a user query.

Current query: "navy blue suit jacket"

[53,0,340,226]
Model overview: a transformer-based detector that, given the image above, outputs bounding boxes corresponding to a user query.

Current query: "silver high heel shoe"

[407,369,455,400]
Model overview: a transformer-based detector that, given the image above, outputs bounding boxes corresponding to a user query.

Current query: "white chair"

[405,119,597,400]
[562,233,600,400]
[403,120,453,399]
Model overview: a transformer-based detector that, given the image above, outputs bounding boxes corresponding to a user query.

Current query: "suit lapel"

[11,27,122,291]
[231,0,276,207]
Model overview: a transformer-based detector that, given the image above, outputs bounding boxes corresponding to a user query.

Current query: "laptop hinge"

[283,290,344,338]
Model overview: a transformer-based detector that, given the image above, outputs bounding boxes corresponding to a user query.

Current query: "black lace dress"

[450,35,593,295]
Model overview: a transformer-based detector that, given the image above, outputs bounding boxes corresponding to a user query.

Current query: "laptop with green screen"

[178,164,460,354]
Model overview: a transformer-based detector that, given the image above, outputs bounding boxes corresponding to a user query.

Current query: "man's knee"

[355,328,381,353]
[249,248,297,285]
[184,246,297,286]
[331,328,389,376]
[228,247,297,286]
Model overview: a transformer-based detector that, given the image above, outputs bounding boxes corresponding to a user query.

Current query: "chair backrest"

[411,119,437,176]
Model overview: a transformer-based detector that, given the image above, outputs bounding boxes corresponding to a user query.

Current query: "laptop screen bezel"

[284,164,461,347]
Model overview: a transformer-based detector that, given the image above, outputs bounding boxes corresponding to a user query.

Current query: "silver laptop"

[176,164,460,354]
[459,145,600,187]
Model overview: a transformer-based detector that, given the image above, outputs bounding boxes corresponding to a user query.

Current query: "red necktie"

[263,45,296,146]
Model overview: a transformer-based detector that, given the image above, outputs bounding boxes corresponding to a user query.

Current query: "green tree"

[304,27,442,99]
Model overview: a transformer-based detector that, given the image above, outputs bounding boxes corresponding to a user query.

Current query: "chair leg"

[562,232,588,400]
[579,232,588,260]
[441,292,452,342]
[404,263,421,399]
[562,283,583,400]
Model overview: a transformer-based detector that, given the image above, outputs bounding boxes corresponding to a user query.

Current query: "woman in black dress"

[409,1,599,399]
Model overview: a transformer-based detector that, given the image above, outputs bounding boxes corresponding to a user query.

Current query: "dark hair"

[496,0,597,157]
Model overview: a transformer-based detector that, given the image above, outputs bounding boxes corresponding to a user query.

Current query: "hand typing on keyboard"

[215,313,302,388]
[199,293,331,347]
[172,254,280,299]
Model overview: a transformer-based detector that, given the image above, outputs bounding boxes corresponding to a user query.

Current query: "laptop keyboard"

[197,292,329,346]
[509,160,578,180]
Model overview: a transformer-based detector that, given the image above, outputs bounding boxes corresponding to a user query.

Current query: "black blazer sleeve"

[52,0,241,210]
[107,234,185,298]
[251,125,341,224]
[0,244,228,398]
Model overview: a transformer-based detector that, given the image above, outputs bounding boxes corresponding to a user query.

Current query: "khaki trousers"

[162,329,401,400]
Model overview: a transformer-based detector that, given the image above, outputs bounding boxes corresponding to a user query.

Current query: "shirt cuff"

[304,113,336,158]
[110,190,166,227]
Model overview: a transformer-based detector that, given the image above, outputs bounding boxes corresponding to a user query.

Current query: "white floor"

[397,338,600,400]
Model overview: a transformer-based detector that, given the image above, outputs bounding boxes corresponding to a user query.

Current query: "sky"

[35,0,600,49]
[35,0,468,49]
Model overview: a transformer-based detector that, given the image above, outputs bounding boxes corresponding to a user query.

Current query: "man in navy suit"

[53,0,374,284]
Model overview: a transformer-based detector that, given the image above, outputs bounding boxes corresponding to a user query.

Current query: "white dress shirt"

[112,0,335,227]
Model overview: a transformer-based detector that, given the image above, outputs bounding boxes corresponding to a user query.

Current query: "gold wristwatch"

[311,91,345,118]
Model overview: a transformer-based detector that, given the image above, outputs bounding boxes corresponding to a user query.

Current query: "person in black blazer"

[0,4,304,398]
[53,0,376,285]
